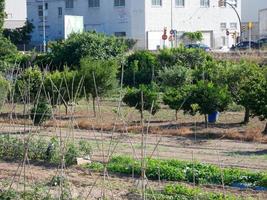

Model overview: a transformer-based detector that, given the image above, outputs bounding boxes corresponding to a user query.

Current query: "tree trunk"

[263,122,267,135]
[63,102,68,115]
[92,97,96,117]
[175,110,178,121]
[140,111,143,124]
[243,107,250,124]
[204,114,208,128]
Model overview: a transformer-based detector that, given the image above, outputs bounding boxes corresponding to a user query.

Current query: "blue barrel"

[208,111,219,123]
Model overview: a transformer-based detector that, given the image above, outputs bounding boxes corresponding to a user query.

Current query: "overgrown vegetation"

[0,135,92,166]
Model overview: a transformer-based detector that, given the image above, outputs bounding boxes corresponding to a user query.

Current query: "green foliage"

[80,58,118,99]
[0,0,4,33]
[0,135,92,166]
[158,65,192,88]
[163,86,191,119]
[3,21,34,45]
[157,47,211,69]
[183,81,231,117]
[183,31,204,43]
[0,75,9,109]
[0,36,18,69]
[147,184,245,200]
[30,100,52,125]
[225,61,264,113]
[44,69,82,108]
[47,31,134,69]
[86,156,267,188]
[15,66,43,103]
[124,50,158,87]
[122,84,160,117]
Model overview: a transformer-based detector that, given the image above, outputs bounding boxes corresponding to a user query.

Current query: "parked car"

[257,38,267,48]
[230,41,259,51]
[185,43,211,52]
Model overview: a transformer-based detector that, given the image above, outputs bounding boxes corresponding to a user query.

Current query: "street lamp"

[219,0,242,42]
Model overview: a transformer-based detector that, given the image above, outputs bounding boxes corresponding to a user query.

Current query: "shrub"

[0,135,92,166]
[0,75,9,109]
[30,100,52,125]
[124,50,158,87]
[47,31,134,69]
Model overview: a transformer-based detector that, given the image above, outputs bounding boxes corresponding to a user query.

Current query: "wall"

[4,0,27,29]
[145,0,241,49]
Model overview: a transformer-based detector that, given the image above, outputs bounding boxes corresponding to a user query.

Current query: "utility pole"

[219,0,242,42]
[42,0,46,53]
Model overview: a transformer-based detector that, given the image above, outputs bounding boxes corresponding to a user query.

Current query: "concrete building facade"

[27,0,241,49]
[4,0,27,29]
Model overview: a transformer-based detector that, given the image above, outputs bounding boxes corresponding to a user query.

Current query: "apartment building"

[27,0,241,49]
[4,0,27,29]
[241,0,267,40]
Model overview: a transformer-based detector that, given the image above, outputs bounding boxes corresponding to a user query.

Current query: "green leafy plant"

[80,58,118,117]
[86,156,267,188]
[30,100,52,125]
[122,84,160,121]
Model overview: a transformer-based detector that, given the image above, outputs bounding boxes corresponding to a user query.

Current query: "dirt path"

[1,123,267,171]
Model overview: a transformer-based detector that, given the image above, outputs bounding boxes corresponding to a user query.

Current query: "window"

[152,0,162,6]
[65,0,74,8]
[89,0,100,8]
[220,22,226,29]
[230,22,237,29]
[176,0,184,7]
[58,7,62,16]
[114,32,126,37]
[114,0,125,7]
[200,0,209,7]
[45,3,48,10]
[38,5,43,17]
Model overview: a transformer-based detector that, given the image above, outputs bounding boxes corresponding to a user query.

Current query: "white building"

[4,0,27,29]
[27,0,241,49]
[259,8,267,38]
[241,0,267,40]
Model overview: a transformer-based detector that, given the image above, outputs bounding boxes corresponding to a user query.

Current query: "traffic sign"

[170,29,174,35]
[226,29,230,36]
[169,35,175,41]
[162,34,168,40]
[248,22,253,30]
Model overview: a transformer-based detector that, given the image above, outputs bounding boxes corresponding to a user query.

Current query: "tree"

[163,86,190,121]
[226,61,264,124]
[15,67,43,104]
[47,31,135,69]
[0,0,4,33]
[122,85,160,121]
[183,81,231,128]
[248,67,267,134]
[182,31,203,43]
[44,69,83,114]
[3,21,34,45]
[30,100,52,125]
[157,47,211,69]
[0,74,9,109]
[158,65,192,88]
[124,50,158,87]
[80,58,118,117]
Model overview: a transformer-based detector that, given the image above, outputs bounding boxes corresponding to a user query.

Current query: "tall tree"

[0,0,5,33]
[80,58,118,117]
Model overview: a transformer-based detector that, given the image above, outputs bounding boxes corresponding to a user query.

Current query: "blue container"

[208,111,219,123]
